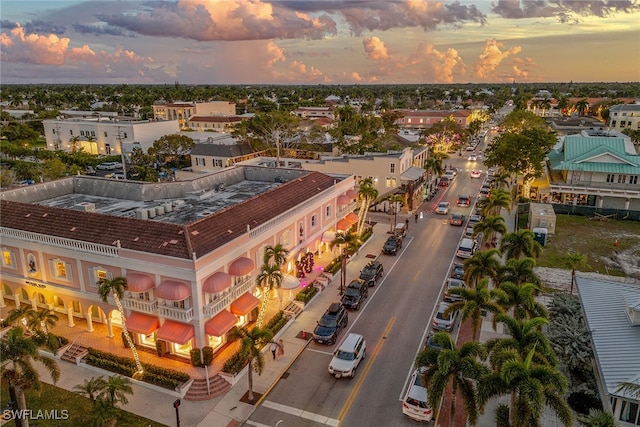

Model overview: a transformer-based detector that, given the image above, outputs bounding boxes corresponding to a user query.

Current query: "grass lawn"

[1,381,166,427]
[535,214,640,276]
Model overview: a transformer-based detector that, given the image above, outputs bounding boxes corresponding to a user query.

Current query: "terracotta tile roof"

[189,116,245,123]
[186,172,337,256]
[1,171,339,260]
[0,200,192,258]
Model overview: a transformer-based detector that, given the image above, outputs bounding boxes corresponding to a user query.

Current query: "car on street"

[468,213,483,227]
[341,279,368,310]
[313,303,349,345]
[478,188,490,200]
[382,236,402,255]
[444,278,466,302]
[432,301,458,332]
[470,169,482,179]
[435,201,450,215]
[424,333,443,351]
[358,261,384,287]
[457,195,471,207]
[450,263,465,280]
[85,166,96,175]
[464,226,475,239]
[438,176,450,187]
[328,333,366,379]
[449,213,465,226]
[444,169,457,181]
[468,154,478,161]
[402,367,433,422]
[96,162,119,170]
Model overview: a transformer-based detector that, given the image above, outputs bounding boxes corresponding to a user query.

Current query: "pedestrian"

[277,339,285,357]
[405,218,409,230]
[270,341,278,360]
[414,212,418,223]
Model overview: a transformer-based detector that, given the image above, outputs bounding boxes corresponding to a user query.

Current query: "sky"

[1,0,639,85]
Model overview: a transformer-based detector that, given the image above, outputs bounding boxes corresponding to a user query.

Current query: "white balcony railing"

[158,305,194,322]
[203,277,255,317]
[121,298,158,314]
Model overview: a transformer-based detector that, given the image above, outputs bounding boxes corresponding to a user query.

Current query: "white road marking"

[262,400,340,426]
[306,347,334,356]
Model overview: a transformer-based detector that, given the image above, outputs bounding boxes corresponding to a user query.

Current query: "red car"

[438,177,450,187]
[449,214,465,226]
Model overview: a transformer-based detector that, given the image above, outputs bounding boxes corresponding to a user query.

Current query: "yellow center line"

[337,317,396,425]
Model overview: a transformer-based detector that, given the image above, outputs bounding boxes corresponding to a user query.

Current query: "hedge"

[295,286,318,304]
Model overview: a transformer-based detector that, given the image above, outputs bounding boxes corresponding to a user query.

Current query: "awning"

[321,231,336,242]
[346,212,359,224]
[337,195,351,205]
[230,292,260,315]
[126,273,155,292]
[400,166,426,181]
[229,257,255,276]
[346,189,358,199]
[125,312,159,335]
[281,275,300,290]
[156,280,191,300]
[205,310,237,336]
[336,218,352,231]
[203,272,232,293]
[157,320,194,345]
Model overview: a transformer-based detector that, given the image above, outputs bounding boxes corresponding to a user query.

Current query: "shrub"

[568,392,602,415]
[325,258,342,274]
[190,348,203,367]
[265,311,291,335]
[222,350,248,375]
[155,340,166,357]
[295,286,318,304]
[202,346,213,366]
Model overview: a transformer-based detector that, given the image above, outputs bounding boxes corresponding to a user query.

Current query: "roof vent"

[626,300,640,326]
[74,202,96,212]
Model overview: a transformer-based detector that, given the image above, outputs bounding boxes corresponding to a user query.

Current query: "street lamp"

[340,247,347,295]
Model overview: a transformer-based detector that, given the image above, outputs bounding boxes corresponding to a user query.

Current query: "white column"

[0,289,5,308]
[624,198,630,210]
[106,318,114,338]
[86,311,94,333]
[14,293,21,307]
[30,298,37,311]
[66,304,75,327]
[597,198,604,208]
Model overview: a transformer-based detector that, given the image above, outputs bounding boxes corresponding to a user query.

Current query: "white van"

[328,333,366,378]
[456,238,477,259]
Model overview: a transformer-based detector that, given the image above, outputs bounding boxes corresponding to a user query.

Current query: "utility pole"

[116,126,128,179]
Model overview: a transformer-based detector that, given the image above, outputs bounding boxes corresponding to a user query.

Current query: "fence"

[516,203,640,225]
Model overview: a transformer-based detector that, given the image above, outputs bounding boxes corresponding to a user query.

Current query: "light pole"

[173,399,181,427]
[340,247,347,295]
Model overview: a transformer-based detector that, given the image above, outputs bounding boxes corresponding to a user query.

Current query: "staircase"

[283,300,304,318]
[61,343,88,364]
[184,374,231,401]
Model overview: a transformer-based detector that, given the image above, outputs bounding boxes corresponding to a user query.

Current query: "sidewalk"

[20,222,392,427]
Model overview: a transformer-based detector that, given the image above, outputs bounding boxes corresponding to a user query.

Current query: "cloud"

[363,36,390,60]
[511,56,537,80]
[406,42,467,83]
[492,0,640,22]
[1,24,70,65]
[97,0,337,42]
[474,39,522,78]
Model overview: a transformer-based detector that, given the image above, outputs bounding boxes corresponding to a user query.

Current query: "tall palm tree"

[387,193,405,233]
[329,230,361,257]
[229,326,273,404]
[0,327,61,427]
[500,230,542,260]
[499,257,540,286]
[74,375,107,403]
[26,308,58,336]
[463,249,502,287]
[415,331,488,427]
[446,278,506,341]
[99,375,134,407]
[575,99,589,116]
[97,277,143,376]
[486,315,556,367]
[473,216,507,248]
[479,346,572,427]
[6,305,37,331]
[497,282,548,320]
[424,156,444,181]
[564,251,589,294]
[256,263,284,327]
[491,172,511,190]
[264,244,289,269]
[482,188,512,217]
[356,177,379,236]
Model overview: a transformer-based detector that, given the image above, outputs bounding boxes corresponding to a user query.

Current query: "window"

[630,176,638,185]
[137,291,150,301]
[80,130,86,136]
[214,159,223,167]
[123,132,128,139]
[618,175,627,184]
[326,205,331,218]
[619,400,640,424]
[611,120,617,127]
[105,144,111,155]
[620,121,626,127]
[104,131,108,137]
[173,299,185,309]
[50,259,70,280]
[311,214,317,228]
[52,128,56,134]
[606,174,615,183]
[2,249,16,268]
[386,177,397,188]
[91,131,95,137]
[70,129,73,136]
[280,230,290,247]
[390,163,395,173]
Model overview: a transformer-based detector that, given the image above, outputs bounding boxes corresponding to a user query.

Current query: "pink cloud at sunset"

[363,37,390,61]
[474,38,522,78]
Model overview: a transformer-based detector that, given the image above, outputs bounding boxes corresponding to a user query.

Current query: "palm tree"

[26,307,58,336]
[564,251,589,294]
[500,230,542,260]
[415,331,488,427]
[492,172,512,190]
[446,278,505,341]
[264,244,289,269]
[74,375,107,403]
[229,326,274,404]
[579,408,617,427]
[0,327,61,427]
[424,156,444,181]
[330,230,361,295]
[486,315,556,367]
[499,257,540,286]
[356,177,379,236]
[6,305,36,330]
[482,188,512,217]
[615,380,640,400]
[463,249,502,287]
[256,263,284,327]
[575,99,589,116]
[479,346,572,427]
[97,277,143,376]
[387,193,405,233]
[99,375,134,407]
[473,216,507,248]
[91,398,120,427]
[497,282,548,320]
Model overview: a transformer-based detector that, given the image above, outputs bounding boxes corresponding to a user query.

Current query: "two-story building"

[153,101,236,128]
[545,130,640,210]
[393,109,473,130]
[608,103,640,133]
[186,115,248,132]
[0,166,356,359]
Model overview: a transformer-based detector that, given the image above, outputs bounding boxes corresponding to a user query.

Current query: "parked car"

[328,333,366,379]
[457,195,471,207]
[313,303,349,345]
[96,162,117,170]
[444,278,466,302]
[435,201,450,215]
[468,154,478,162]
[464,226,475,239]
[402,367,434,422]
[468,213,483,227]
[478,188,491,200]
[359,261,384,287]
[85,166,96,175]
[438,176,450,187]
[470,169,482,179]
[424,332,444,351]
[341,279,368,310]
[450,263,465,280]
[449,213,465,226]
[382,236,402,255]
[432,301,458,332]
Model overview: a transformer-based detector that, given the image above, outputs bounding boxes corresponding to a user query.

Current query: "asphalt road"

[247,151,489,427]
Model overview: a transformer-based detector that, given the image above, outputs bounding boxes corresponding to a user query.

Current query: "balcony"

[121,298,158,315]
[549,181,640,198]
[158,305,194,322]
[203,277,255,317]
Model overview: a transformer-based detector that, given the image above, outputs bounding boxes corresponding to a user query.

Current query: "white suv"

[328,333,366,378]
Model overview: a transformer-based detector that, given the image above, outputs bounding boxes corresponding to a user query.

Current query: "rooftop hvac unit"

[156,205,165,216]
[74,202,96,212]
[147,208,156,218]
[135,209,148,220]
[163,202,173,213]
[172,200,185,207]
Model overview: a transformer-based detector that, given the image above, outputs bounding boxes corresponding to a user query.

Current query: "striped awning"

[156,280,191,300]
[157,320,194,345]
[229,257,255,276]
[203,272,232,293]
[125,312,159,335]
[205,310,237,336]
[125,273,155,292]
[230,292,260,315]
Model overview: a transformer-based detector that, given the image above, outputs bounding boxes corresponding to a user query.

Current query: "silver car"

[432,301,458,332]
[435,202,450,215]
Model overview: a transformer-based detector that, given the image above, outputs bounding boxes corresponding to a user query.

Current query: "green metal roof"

[548,135,640,174]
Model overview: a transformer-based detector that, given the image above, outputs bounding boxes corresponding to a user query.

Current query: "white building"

[608,103,640,132]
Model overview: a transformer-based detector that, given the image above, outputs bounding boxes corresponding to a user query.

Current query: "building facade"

[186,115,246,132]
[393,109,473,130]
[153,102,236,128]
[0,167,356,359]
[608,104,640,132]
